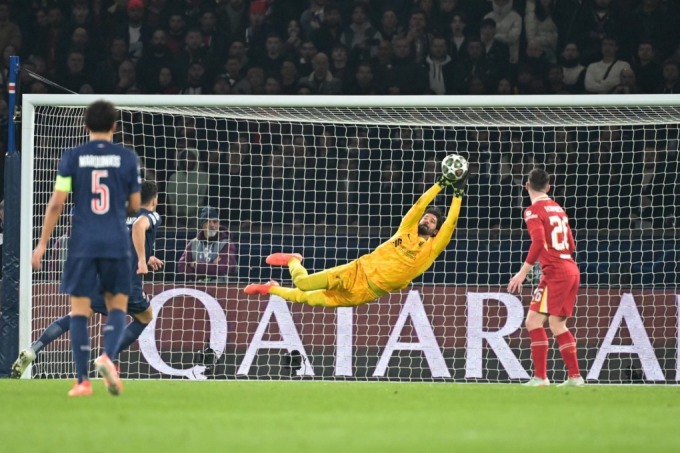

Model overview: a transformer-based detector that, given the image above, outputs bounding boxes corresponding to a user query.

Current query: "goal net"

[20,95,679,383]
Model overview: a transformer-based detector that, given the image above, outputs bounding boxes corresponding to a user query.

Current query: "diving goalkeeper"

[244,172,468,307]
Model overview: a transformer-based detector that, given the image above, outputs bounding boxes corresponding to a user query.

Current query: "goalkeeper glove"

[452,171,469,197]
[437,175,453,189]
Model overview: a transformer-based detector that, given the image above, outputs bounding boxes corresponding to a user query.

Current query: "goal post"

[20,94,680,383]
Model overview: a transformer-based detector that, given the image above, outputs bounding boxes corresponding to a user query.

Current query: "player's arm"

[507,217,545,293]
[132,216,150,275]
[430,193,464,256]
[32,175,70,270]
[398,183,442,232]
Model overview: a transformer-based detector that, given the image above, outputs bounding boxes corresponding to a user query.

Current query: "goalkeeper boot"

[68,380,93,397]
[266,253,303,266]
[244,280,280,296]
[557,376,585,388]
[522,377,550,387]
[10,348,36,379]
[94,353,123,396]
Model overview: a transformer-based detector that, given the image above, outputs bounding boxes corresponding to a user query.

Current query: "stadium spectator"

[484,0,522,65]
[301,52,342,94]
[377,8,402,43]
[177,207,237,283]
[448,12,469,63]
[284,19,303,56]
[219,0,249,43]
[340,3,380,62]
[631,40,662,94]
[116,0,150,63]
[584,36,630,94]
[385,37,428,95]
[300,0,326,38]
[558,42,586,93]
[93,35,130,93]
[425,36,455,95]
[479,18,510,77]
[165,12,187,55]
[137,29,174,93]
[297,40,318,75]
[179,61,210,94]
[57,50,92,94]
[404,8,432,64]
[546,63,570,94]
[451,36,498,94]
[113,59,142,94]
[610,67,640,94]
[198,8,228,59]
[658,59,680,93]
[524,0,558,63]
[345,62,381,95]
[257,33,286,77]
[309,3,343,55]
[165,149,209,229]
[279,59,300,94]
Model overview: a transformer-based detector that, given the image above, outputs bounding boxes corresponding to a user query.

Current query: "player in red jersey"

[507,168,584,387]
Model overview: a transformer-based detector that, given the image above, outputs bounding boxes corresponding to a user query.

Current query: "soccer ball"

[441,154,469,181]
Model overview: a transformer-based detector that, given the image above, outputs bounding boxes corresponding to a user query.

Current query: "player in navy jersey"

[507,168,584,387]
[13,182,163,380]
[31,100,141,397]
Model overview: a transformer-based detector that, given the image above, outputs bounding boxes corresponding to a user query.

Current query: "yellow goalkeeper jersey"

[359,184,462,292]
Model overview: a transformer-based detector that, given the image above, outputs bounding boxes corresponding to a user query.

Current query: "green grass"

[1,380,679,453]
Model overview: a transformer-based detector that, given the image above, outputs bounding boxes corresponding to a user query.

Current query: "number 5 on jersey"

[91,169,110,214]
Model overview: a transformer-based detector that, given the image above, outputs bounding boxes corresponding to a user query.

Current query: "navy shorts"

[90,291,151,316]
[61,257,131,297]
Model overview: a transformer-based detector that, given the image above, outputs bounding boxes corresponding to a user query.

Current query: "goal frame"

[19,93,680,380]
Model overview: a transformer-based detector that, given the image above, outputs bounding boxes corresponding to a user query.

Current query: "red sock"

[529,328,549,380]
[556,330,580,378]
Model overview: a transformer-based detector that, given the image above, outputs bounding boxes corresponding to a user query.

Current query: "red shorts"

[529,273,580,317]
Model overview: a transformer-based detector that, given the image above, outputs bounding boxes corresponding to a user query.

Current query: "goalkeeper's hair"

[527,167,550,192]
[141,180,159,205]
[424,207,445,230]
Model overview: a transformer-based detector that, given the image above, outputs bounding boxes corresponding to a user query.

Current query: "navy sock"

[117,320,149,355]
[70,316,90,383]
[32,315,71,354]
[103,309,126,361]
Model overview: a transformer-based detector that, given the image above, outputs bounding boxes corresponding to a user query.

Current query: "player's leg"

[61,257,97,396]
[11,315,71,378]
[523,283,550,386]
[269,287,334,306]
[68,296,94,396]
[116,307,152,355]
[550,275,584,387]
[267,253,330,291]
[95,258,130,396]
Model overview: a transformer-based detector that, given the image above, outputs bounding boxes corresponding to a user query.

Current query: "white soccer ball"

[441,154,469,181]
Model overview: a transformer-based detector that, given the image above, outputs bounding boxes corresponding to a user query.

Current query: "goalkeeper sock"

[32,315,71,354]
[70,315,90,383]
[556,330,580,378]
[103,309,126,361]
[529,327,549,380]
[116,319,149,355]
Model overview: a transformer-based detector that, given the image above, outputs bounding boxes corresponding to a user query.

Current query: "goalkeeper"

[244,171,468,307]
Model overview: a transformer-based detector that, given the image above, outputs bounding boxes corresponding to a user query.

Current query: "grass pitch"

[1,380,679,453]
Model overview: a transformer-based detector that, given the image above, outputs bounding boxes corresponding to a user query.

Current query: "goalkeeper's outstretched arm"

[430,188,464,256]
[398,183,445,232]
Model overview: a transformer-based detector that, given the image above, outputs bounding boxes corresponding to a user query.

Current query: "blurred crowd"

[1,0,680,99]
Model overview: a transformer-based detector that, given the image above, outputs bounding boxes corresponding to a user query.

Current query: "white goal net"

[20,95,679,383]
